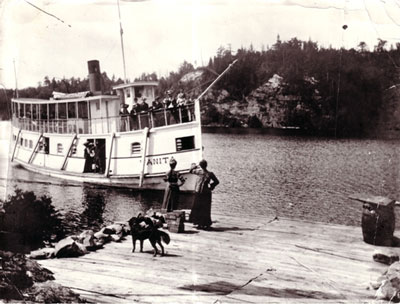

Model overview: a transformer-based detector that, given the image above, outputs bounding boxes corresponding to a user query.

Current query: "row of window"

[14,135,195,156]
[13,101,89,120]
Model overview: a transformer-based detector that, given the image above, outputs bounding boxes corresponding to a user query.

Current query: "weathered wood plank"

[38,214,388,303]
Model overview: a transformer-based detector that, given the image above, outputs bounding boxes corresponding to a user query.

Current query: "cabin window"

[96,100,100,110]
[78,101,88,119]
[26,104,31,118]
[176,136,195,151]
[131,142,141,155]
[32,104,38,119]
[134,86,144,98]
[19,104,24,118]
[71,144,77,155]
[68,102,77,118]
[13,135,16,141]
[57,143,63,154]
[49,104,56,119]
[58,103,67,119]
[24,139,28,147]
[40,104,48,119]
[20,137,23,146]
[29,140,33,149]
[125,89,131,98]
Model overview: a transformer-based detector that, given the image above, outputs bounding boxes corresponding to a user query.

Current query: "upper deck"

[11,93,197,135]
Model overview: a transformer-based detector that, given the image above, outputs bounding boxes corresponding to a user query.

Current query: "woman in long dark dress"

[83,141,94,173]
[161,158,185,212]
[189,159,219,229]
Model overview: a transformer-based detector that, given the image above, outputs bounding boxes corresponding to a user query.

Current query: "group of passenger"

[119,89,193,131]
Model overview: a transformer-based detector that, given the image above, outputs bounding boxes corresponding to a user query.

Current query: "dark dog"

[128,213,170,256]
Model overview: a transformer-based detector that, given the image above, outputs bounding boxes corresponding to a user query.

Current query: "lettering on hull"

[146,157,169,166]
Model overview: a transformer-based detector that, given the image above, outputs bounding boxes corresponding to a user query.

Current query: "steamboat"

[10,60,203,191]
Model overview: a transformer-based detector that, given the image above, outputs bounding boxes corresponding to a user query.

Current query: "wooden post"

[105,133,115,177]
[10,129,22,162]
[139,127,149,187]
[28,133,43,164]
[60,134,77,170]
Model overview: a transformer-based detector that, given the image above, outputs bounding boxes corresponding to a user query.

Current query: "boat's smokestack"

[87,60,103,95]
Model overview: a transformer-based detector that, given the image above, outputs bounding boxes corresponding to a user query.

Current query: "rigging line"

[23,0,71,27]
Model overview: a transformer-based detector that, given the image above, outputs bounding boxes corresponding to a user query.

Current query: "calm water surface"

[2,121,400,231]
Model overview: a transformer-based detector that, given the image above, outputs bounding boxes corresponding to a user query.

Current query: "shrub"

[0,189,65,246]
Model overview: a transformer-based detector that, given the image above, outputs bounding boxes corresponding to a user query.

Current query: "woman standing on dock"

[162,158,185,212]
[189,159,219,230]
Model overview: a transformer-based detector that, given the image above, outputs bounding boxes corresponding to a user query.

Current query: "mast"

[117,0,127,83]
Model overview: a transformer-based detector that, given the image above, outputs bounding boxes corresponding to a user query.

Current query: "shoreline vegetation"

[2,37,400,138]
[0,189,88,302]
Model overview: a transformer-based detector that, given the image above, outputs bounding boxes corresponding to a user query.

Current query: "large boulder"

[54,236,87,258]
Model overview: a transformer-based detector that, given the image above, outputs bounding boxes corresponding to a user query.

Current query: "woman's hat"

[199,159,207,169]
[84,141,92,147]
[169,157,177,165]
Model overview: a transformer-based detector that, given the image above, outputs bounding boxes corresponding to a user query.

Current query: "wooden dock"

[37,212,389,303]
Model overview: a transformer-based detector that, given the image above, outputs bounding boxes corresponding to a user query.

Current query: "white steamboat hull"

[11,121,202,192]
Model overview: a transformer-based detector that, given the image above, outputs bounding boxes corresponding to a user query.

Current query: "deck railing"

[12,104,196,134]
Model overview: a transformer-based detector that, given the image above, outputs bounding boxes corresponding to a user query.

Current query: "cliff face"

[202,74,323,130]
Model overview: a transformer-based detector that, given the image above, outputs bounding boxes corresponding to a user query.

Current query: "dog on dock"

[128,213,170,256]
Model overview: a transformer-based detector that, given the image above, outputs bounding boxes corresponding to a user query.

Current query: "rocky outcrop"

[204,74,323,129]
[0,250,85,302]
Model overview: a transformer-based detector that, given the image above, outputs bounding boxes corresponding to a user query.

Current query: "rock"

[104,223,124,235]
[77,230,96,250]
[373,249,400,265]
[29,248,55,260]
[54,237,86,258]
[26,281,86,303]
[110,233,123,242]
[375,261,400,301]
[376,279,400,301]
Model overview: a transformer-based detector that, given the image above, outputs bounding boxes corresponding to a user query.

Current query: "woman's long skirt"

[161,186,179,212]
[189,192,212,227]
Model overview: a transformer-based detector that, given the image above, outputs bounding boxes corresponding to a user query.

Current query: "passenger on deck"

[162,158,185,212]
[189,159,219,230]
[119,104,129,131]
[130,98,139,130]
[138,97,149,112]
[176,89,186,107]
[119,103,129,115]
[151,96,163,111]
[163,90,173,109]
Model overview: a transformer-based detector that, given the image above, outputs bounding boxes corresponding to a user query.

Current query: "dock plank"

[38,213,391,303]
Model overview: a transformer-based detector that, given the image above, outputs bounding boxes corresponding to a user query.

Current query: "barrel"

[350,194,396,246]
[361,201,395,246]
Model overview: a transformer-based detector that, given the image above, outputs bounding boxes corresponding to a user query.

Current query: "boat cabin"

[113,81,158,112]
[11,89,195,135]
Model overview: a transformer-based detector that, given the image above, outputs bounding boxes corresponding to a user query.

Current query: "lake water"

[2,121,400,232]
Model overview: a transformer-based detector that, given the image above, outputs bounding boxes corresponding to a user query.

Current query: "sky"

[1,0,400,89]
